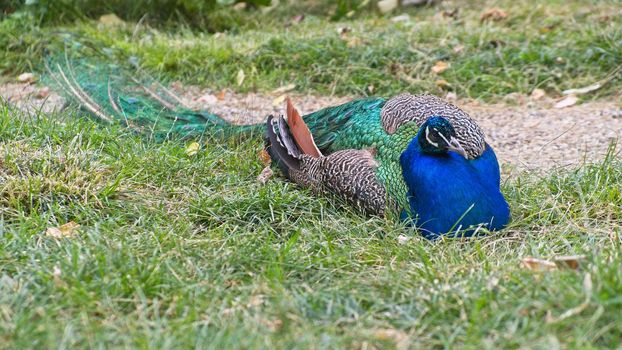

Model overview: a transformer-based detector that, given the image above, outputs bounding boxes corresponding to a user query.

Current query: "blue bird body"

[473,144,501,186]
[400,133,510,239]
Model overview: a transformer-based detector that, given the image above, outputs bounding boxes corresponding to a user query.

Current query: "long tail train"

[44,52,262,141]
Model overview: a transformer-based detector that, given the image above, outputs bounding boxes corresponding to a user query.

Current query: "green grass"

[1,102,621,348]
[1,0,621,100]
[2,1,622,348]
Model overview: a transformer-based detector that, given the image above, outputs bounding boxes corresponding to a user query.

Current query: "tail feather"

[286,98,322,157]
[44,50,261,141]
[265,115,301,177]
[277,115,301,158]
[45,60,114,124]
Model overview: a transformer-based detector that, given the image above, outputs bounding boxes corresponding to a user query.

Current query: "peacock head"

[417,116,468,158]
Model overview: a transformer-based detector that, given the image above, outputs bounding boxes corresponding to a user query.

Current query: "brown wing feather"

[286,98,322,158]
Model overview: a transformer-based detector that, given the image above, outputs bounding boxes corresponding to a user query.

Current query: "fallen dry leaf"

[521,257,557,271]
[17,72,36,83]
[391,14,411,23]
[291,14,305,24]
[480,8,507,22]
[258,149,271,165]
[562,83,602,96]
[530,88,546,100]
[337,26,351,36]
[554,94,578,109]
[445,92,458,101]
[397,235,410,244]
[45,221,80,239]
[553,255,586,270]
[261,318,284,332]
[442,8,459,19]
[99,13,125,27]
[35,86,51,99]
[257,166,273,185]
[224,279,240,288]
[453,45,465,54]
[272,83,296,94]
[431,61,450,74]
[185,142,200,156]
[345,36,362,48]
[367,84,375,94]
[236,69,246,87]
[233,2,246,10]
[247,294,265,308]
[435,79,451,89]
[373,328,410,349]
[216,89,227,100]
[272,94,286,107]
[196,93,218,105]
[377,0,399,13]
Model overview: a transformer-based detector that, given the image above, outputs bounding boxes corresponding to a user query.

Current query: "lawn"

[1,0,622,349]
[2,0,621,100]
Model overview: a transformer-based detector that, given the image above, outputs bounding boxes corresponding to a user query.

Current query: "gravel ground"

[2,82,621,170]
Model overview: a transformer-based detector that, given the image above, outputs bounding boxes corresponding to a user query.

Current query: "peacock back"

[301,97,423,213]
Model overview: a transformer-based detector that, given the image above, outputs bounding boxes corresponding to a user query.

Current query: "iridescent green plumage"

[301,98,419,213]
[44,54,261,141]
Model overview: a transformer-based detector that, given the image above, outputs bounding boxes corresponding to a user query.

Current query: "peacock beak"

[447,137,468,159]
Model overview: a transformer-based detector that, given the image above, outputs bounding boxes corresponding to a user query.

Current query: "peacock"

[266,95,510,238]
[45,53,510,239]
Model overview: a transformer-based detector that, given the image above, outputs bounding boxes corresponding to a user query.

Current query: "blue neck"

[400,136,510,239]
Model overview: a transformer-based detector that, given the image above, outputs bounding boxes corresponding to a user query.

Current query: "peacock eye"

[425,126,440,147]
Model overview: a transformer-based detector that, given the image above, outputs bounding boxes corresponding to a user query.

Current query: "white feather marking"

[425,127,439,147]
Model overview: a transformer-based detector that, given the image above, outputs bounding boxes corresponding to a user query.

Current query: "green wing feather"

[301,97,385,152]
[301,97,420,214]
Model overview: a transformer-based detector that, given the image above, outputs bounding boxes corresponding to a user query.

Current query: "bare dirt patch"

[2,82,621,169]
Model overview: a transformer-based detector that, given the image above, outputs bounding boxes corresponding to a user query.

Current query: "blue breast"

[400,138,510,239]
